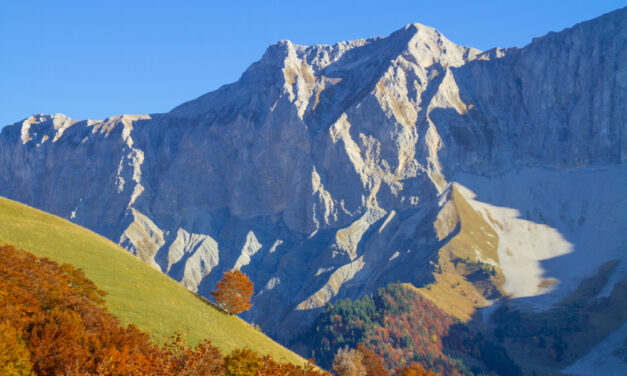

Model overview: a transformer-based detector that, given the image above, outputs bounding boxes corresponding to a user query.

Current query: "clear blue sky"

[1,0,625,127]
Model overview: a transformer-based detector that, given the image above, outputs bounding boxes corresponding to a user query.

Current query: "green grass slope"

[0,196,306,365]
[419,185,504,321]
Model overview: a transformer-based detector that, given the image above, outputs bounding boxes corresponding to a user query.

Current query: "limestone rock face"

[1,8,626,359]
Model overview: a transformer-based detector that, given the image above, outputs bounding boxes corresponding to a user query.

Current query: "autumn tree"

[355,343,388,376]
[0,322,34,376]
[223,348,264,376]
[256,355,329,376]
[211,270,254,315]
[159,331,224,376]
[224,348,329,376]
[396,362,439,376]
[0,244,165,375]
[332,347,366,376]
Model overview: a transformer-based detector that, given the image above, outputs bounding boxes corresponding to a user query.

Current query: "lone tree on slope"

[211,270,254,315]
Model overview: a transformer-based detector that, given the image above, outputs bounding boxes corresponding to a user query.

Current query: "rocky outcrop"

[0,8,625,357]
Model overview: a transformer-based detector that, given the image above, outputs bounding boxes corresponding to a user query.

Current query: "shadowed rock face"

[1,8,625,352]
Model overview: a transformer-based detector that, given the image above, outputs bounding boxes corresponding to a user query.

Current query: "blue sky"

[1,0,625,127]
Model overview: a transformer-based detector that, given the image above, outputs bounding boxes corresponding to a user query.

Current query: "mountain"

[1,7,626,374]
[0,196,307,365]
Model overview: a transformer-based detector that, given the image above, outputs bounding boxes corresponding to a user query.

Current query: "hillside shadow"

[440,309,524,376]
[454,167,626,312]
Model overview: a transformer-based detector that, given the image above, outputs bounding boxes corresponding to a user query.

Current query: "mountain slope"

[0,7,626,373]
[0,196,307,365]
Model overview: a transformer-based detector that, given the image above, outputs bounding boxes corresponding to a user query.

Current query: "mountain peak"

[399,22,439,36]
[169,21,480,119]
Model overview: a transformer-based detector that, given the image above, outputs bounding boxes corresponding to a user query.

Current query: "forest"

[305,283,521,376]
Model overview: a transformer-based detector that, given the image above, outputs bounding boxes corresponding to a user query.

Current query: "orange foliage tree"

[0,244,163,375]
[211,270,254,315]
[159,331,224,375]
[355,343,388,376]
[224,348,264,376]
[396,362,440,376]
[0,321,34,376]
[224,348,328,376]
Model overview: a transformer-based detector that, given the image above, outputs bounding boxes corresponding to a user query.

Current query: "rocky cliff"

[1,7,626,372]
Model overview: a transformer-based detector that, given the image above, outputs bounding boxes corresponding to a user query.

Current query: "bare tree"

[332,346,366,376]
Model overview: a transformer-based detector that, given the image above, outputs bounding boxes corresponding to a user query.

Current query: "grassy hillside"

[0,196,306,365]
[419,185,504,321]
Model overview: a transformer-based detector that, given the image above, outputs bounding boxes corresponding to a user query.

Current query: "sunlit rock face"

[0,8,625,349]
